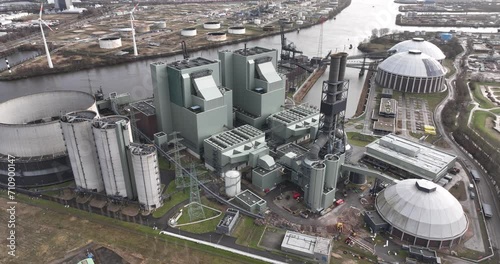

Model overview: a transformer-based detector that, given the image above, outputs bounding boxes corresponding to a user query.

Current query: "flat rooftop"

[167,57,216,70]
[281,231,316,255]
[365,210,387,225]
[235,189,265,206]
[366,134,456,178]
[205,125,264,150]
[373,117,395,133]
[232,46,274,57]
[379,98,397,115]
[130,99,155,116]
[276,143,309,157]
[268,105,319,125]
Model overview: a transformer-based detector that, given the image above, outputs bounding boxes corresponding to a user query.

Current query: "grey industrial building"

[375,50,446,93]
[151,57,233,156]
[232,189,267,214]
[218,47,286,128]
[375,179,468,248]
[266,104,320,144]
[281,231,332,264]
[216,208,240,235]
[364,134,456,182]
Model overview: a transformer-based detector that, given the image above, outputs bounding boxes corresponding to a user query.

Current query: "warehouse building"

[216,208,239,235]
[364,134,456,182]
[281,231,332,264]
[375,50,446,93]
[151,57,233,156]
[232,189,267,214]
[375,179,468,248]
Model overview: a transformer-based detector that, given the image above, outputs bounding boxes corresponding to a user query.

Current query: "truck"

[482,203,493,218]
[470,169,480,182]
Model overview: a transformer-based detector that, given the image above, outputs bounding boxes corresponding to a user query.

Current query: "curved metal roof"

[377,50,445,78]
[389,38,446,61]
[376,179,468,241]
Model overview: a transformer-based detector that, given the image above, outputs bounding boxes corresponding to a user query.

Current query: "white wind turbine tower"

[130,3,139,56]
[39,3,53,68]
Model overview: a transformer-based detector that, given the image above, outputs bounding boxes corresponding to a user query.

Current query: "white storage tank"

[207,32,227,41]
[181,27,197,36]
[296,20,304,25]
[93,116,134,199]
[61,110,104,192]
[203,21,221,29]
[129,144,162,210]
[253,18,261,25]
[99,37,122,49]
[228,26,246,35]
[225,170,241,197]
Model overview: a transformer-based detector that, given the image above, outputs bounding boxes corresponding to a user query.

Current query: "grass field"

[176,197,224,234]
[449,180,467,201]
[152,181,189,218]
[490,108,500,114]
[0,194,266,264]
[471,110,500,147]
[471,83,497,109]
[234,216,266,249]
[346,132,378,147]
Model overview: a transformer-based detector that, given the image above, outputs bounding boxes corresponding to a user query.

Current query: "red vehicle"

[335,199,345,206]
[292,191,301,200]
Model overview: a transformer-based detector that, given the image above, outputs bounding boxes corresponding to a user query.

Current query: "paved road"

[434,40,500,259]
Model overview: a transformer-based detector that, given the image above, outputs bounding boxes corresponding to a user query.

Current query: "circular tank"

[153,21,167,29]
[135,24,150,33]
[130,144,162,210]
[283,21,294,28]
[99,37,122,49]
[207,32,227,41]
[203,21,221,29]
[350,172,367,185]
[228,26,246,35]
[181,27,197,36]
[225,170,241,197]
[296,20,304,25]
[60,110,104,192]
[253,18,261,25]
[0,91,97,187]
[93,116,132,198]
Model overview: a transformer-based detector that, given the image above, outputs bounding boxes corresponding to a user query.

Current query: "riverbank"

[0,0,352,81]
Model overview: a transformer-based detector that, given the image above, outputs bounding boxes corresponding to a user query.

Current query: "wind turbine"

[39,3,53,68]
[130,3,139,56]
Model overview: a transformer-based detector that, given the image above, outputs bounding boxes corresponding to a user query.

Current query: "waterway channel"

[0,0,497,118]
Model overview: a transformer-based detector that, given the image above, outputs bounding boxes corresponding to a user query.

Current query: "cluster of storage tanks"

[60,111,162,211]
[181,22,246,39]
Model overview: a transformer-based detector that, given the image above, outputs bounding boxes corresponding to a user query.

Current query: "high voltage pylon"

[169,132,189,189]
[188,163,205,221]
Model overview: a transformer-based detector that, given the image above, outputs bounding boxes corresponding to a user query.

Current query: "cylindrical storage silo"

[93,116,134,199]
[130,144,162,210]
[207,32,227,41]
[135,24,150,33]
[99,37,122,49]
[296,20,303,25]
[225,170,241,197]
[350,172,367,185]
[228,26,246,35]
[324,153,345,189]
[61,110,104,192]
[203,21,221,29]
[181,27,197,36]
[308,162,326,212]
[154,21,167,29]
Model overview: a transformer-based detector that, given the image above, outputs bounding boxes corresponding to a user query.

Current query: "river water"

[0,0,497,117]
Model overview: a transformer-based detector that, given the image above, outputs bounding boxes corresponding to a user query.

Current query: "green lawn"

[234,216,266,249]
[444,59,456,78]
[471,110,500,147]
[471,83,497,109]
[490,108,500,114]
[346,132,378,147]
[158,157,170,170]
[176,197,224,234]
[152,181,189,218]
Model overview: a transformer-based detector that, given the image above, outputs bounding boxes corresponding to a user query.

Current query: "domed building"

[375,50,446,93]
[375,179,468,248]
[389,38,446,63]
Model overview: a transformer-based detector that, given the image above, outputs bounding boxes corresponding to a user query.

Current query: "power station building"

[218,47,286,128]
[364,134,457,182]
[375,50,446,93]
[375,179,468,248]
[0,91,98,187]
[151,57,233,156]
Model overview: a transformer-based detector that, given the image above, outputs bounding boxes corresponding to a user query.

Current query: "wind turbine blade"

[41,20,53,31]
[39,3,43,19]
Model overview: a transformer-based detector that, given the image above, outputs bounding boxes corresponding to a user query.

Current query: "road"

[434,40,500,259]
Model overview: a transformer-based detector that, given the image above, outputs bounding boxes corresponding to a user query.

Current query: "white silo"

[93,116,134,199]
[129,144,162,210]
[225,170,241,197]
[61,110,104,192]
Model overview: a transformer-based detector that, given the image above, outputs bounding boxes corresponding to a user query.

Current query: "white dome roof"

[389,38,446,61]
[376,179,468,240]
[377,50,445,78]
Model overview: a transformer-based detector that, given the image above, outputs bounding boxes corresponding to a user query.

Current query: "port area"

[0,0,351,80]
